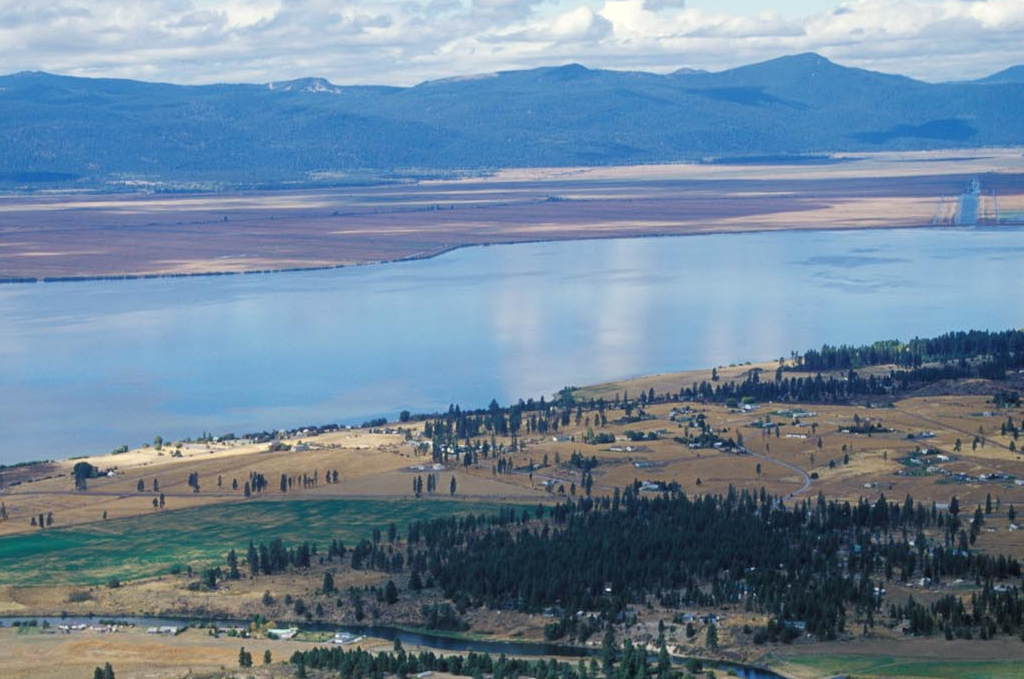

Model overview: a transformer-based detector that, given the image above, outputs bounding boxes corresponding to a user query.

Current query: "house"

[267,628,298,640]
[147,625,183,635]
[331,632,363,645]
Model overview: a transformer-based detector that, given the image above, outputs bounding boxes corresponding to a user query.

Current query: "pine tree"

[384,579,399,604]
[248,541,260,577]
[705,622,718,650]
[227,549,240,579]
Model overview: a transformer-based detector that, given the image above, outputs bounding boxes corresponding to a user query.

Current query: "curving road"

[739,445,812,501]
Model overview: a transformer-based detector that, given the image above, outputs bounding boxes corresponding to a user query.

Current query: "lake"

[1,226,1022,464]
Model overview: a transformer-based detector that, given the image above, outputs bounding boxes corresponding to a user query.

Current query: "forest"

[232,488,1024,645]
[797,329,1024,372]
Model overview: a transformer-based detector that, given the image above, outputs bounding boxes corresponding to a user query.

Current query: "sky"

[0,0,1022,86]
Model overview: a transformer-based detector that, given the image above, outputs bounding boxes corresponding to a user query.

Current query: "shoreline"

[4,149,1022,284]
[0,219,1002,286]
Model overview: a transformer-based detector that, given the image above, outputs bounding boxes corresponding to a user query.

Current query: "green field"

[0,498,515,586]
[768,652,1024,679]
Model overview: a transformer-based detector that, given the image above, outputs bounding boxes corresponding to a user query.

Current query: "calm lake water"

[1,227,1023,464]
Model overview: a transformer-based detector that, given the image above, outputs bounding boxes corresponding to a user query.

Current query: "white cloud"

[0,0,1021,84]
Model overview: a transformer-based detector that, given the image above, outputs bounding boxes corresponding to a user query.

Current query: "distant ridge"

[972,65,1024,85]
[1,53,1023,184]
[268,77,343,94]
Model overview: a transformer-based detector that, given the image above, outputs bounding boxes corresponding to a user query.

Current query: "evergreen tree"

[227,549,240,579]
[384,579,399,604]
[705,623,718,650]
[248,541,260,577]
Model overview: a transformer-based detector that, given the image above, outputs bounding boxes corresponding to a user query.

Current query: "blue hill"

[1,54,1022,184]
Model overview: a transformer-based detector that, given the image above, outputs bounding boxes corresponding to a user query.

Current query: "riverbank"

[2,149,1022,281]
[0,617,786,679]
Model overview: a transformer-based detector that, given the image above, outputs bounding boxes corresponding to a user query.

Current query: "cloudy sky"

[1,0,1022,85]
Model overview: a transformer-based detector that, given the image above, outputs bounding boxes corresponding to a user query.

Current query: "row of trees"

[412,474,456,497]
[289,635,685,679]
[244,538,314,576]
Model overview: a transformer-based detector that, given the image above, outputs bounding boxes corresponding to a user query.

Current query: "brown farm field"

[2,149,1023,280]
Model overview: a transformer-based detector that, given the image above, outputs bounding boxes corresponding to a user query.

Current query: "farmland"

[766,639,1024,679]
[0,498,514,586]
[2,150,1023,281]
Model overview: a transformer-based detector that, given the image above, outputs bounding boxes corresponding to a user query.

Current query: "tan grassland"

[3,362,1024,544]
[0,624,404,679]
[2,149,1023,279]
[0,427,544,538]
[3,361,1024,676]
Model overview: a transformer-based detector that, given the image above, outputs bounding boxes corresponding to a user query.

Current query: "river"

[1,226,1022,464]
[0,616,784,678]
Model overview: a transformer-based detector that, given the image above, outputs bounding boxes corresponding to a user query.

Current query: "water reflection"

[1,227,1022,462]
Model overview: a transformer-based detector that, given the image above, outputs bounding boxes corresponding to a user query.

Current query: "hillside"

[2,53,1024,185]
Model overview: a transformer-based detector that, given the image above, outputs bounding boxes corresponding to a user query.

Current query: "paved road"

[739,445,812,501]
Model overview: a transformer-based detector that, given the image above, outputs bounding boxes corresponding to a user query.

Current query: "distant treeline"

[798,329,1024,371]
[675,328,1023,406]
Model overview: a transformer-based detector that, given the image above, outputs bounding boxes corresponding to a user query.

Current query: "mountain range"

[1,53,1023,185]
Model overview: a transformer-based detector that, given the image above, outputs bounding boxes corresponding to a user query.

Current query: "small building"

[331,632,363,645]
[267,628,298,640]
[147,625,183,635]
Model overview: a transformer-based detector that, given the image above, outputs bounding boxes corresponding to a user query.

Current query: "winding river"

[0,616,784,678]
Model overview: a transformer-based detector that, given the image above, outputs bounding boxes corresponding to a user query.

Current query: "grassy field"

[767,652,1024,679]
[0,498,513,586]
